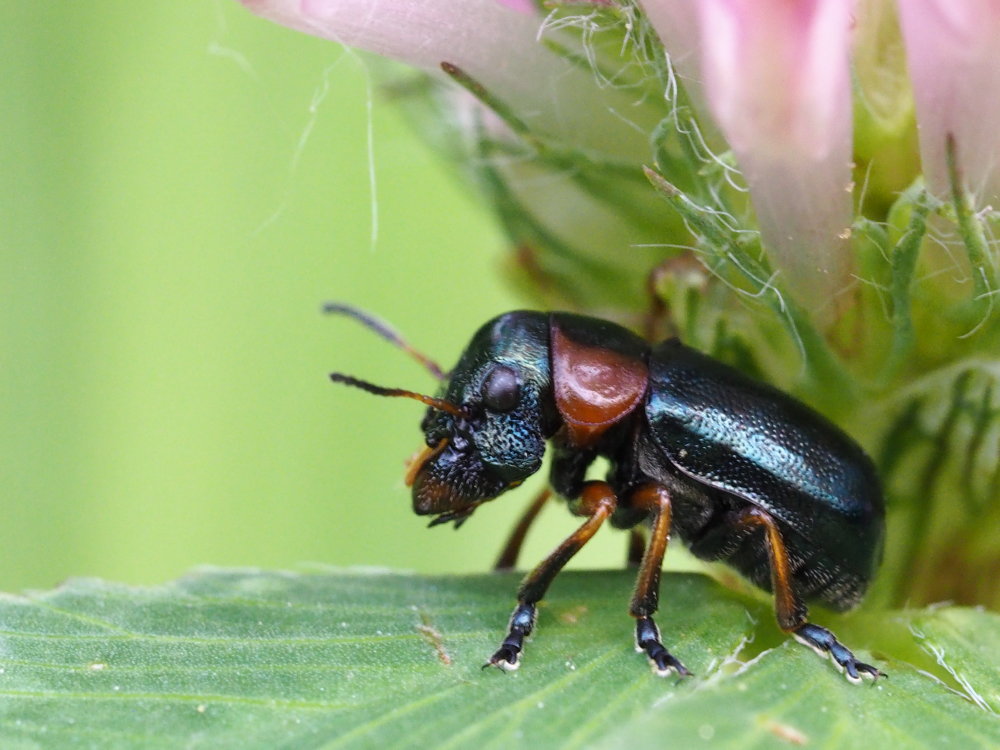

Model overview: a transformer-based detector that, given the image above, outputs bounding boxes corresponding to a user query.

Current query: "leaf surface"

[0,569,996,748]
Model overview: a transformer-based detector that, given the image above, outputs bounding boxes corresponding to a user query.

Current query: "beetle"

[326,304,886,682]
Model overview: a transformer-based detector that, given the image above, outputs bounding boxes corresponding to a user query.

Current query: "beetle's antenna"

[323,302,445,380]
[329,372,465,418]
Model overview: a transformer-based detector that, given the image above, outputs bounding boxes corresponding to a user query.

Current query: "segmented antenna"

[323,302,445,380]
[328,373,465,418]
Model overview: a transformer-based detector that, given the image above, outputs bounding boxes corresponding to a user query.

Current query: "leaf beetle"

[326,304,886,682]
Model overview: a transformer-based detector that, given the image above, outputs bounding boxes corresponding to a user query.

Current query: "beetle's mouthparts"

[404,438,448,488]
[427,503,482,529]
[409,439,509,519]
[410,462,463,515]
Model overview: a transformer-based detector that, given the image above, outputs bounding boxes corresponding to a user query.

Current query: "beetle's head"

[328,307,554,527]
[409,313,554,525]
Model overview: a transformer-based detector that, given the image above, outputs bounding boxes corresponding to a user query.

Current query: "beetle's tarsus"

[793,623,885,683]
[486,645,521,672]
[486,601,534,673]
[647,650,691,678]
[635,616,691,678]
[847,660,883,683]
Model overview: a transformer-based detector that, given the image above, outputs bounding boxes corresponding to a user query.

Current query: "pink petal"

[898,0,1000,207]
[643,0,855,309]
[237,0,654,159]
[493,0,536,14]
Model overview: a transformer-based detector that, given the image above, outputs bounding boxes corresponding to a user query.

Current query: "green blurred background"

[0,1,629,591]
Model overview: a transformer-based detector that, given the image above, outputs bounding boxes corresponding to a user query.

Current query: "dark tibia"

[494,488,551,571]
[627,528,646,568]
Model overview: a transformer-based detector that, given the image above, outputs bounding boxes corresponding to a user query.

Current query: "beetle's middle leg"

[628,483,691,676]
[736,508,884,683]
[486,481,616,671]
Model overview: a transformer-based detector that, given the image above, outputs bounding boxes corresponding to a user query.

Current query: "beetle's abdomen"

[645,340,885,609]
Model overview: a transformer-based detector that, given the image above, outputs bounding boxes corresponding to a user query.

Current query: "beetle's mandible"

[327,305,886,682]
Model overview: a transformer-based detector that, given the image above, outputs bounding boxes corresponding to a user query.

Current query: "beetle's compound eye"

[481,365,520,412]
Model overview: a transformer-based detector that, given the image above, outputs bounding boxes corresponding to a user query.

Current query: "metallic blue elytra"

[644,338,884,611]
[330,308,886,682]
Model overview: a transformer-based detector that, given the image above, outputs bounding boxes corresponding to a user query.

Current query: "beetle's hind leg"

[790,624,883,683]
[737,508,884,683]
[486,482,615,672]
[627,528,646,568]
[629,483,691,677]
[493,488,551,571]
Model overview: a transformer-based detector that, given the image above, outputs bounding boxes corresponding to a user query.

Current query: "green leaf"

[0,569,996,748]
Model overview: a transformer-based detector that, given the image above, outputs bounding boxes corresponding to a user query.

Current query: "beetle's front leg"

[738,508,884,683]
[486,481,616,671]
[628,483,690,677]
